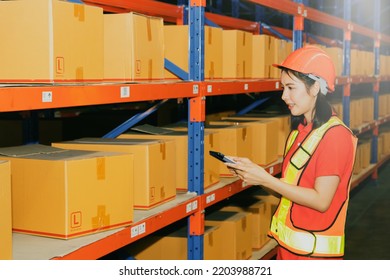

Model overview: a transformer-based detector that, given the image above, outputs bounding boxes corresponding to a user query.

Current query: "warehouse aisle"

[344,161,390,260]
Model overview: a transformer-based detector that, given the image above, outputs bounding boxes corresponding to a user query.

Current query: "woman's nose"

[281,89,288,101]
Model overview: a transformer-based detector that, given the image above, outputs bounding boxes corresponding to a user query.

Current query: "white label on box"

[120,86,130,98]
[275,82,280,89]
[207,85,213,93]
[269,166,274,175]
[42,91,53,103]
[244,84,249,90]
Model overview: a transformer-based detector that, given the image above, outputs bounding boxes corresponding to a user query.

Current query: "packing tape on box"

[91,205,110,230]
[209,133,214,147]
[76,67,84,80]
[160,186,165,199]
[74,4,85,22]
[96,157,106,180]
[159,142,166,160]
[208,28,212,44]
[241,215,248,231]
[147,17,152,41]
[242,127,247,141]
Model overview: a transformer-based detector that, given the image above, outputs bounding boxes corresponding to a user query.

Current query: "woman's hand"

[225,156,274,187]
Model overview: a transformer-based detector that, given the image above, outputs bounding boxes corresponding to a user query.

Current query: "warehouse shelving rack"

[3,0,390,260]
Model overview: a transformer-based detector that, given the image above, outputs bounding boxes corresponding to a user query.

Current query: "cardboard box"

[163,25,223,80]
[205,124,251,177]
[222,197,269,249]
[252,34,272,78]
[0,160,12,259]
[353,143,363,174]
[224,113,290,156]
[0,0,104,83]
[205,26,223,79]
[104,12,164,81]
[222,30,253,79]
[52,138,176,209]
[119,124,220,190]
[128,225,223,260]
[164,25,188,80]
[205,210,252,260]
[209,119,279,166]
[0,144,133,239]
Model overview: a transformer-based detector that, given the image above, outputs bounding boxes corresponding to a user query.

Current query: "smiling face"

[280,70,319,124]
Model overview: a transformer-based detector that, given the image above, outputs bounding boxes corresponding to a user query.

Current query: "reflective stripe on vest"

[269,116,357,257]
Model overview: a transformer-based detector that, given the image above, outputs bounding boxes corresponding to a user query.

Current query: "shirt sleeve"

[314,125,354,178]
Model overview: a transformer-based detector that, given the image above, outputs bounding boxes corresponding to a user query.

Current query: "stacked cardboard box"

[104,12,165,81]
[380,55,390,76]
[251,34,272,78]
[350,98,364,129]
[0,0,104,83]
[222,30,253,79]
[52,138,176,210]
[0,160,12,259]
[205,210,253,260]
[164,25,223,80]
[0,144,133,239]
[128,225,224,260]
[223,113,290,156]
[119,124,220,191]
[269,38,293,79]
[209,119,279,166]
[222,197,270,249]
[379,94,390,117]
[205,124,251,177]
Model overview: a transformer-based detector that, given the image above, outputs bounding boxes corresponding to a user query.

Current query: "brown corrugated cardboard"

[205,210,252,260]
[52,138,176,209]
[119,124,220,190]
[0,160,12,259]
[0,0,104,83]
[163,25,223,80]
[222,30,253,79]
[223,113,290,156]
[210,119,279,166]
[0,144,133,239]
[104,12,165,81]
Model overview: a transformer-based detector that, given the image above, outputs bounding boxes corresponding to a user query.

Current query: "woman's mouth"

[287,103,295,110]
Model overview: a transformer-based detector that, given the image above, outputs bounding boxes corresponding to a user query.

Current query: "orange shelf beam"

[204,79,281,96]
[202,160,282,208]
[246,0,299,17]
[205,12,260,33]
[52,196,200,260]
[0,82,199,112]
[84,0,184,23]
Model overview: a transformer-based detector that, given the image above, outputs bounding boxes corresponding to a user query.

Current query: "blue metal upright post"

[371,0,381,168]
[187,0,205,260]
[342,0,352,128]
[293,0,304,50]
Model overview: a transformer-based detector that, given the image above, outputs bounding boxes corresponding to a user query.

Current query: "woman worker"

[226,45,357,260]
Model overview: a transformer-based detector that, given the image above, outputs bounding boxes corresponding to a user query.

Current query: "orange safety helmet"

[273,45,336,93]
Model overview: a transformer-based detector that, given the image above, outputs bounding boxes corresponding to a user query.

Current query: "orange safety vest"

[269,116,357,257]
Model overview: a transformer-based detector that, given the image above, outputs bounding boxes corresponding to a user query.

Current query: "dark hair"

[281,68,333,130]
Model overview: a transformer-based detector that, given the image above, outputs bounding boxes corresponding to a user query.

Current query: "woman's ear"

[311,81,321,97]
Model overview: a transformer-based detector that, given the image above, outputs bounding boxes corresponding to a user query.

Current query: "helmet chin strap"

[307,74,328,95]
